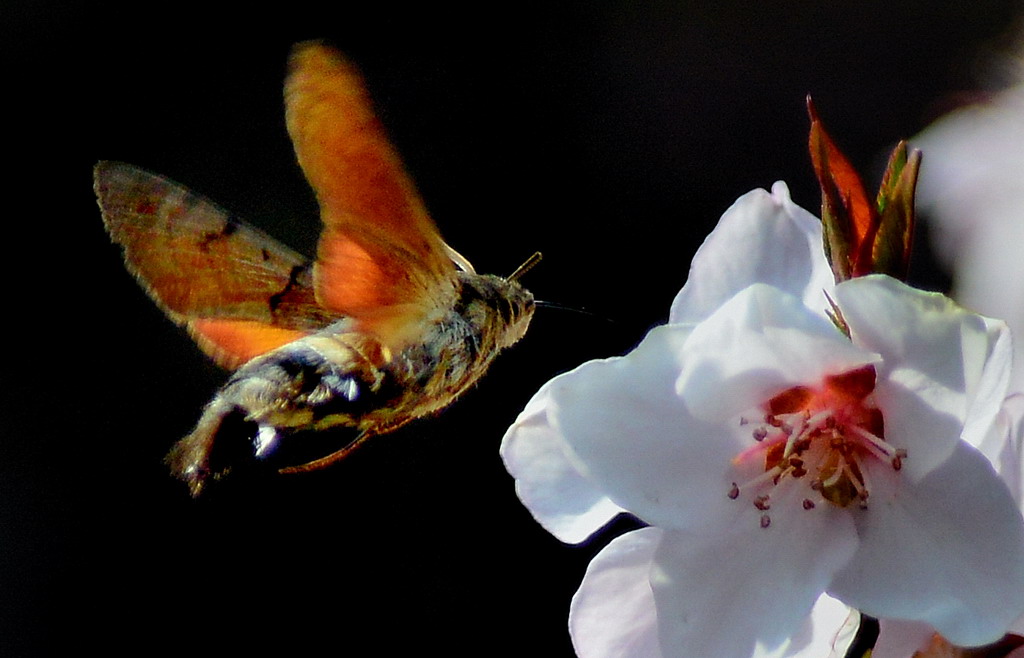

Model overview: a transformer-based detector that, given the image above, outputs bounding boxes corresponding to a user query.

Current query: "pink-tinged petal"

[678,283,879,421]
[501,377,627,544]
[829,440,1024,646]
[550,325,734,530]
[834,276,1012,480]
[570,528,664,658]
[754,594,858,658]
[670,182,834,325]
[650,483,859,657]
[872,619,938,658]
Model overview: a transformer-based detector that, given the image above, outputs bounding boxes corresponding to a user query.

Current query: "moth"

[94,42,536,496]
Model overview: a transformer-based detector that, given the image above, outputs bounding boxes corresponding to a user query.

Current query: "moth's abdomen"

[168,330,400,495]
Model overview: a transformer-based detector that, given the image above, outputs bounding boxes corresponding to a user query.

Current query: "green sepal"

[871,141,921,281]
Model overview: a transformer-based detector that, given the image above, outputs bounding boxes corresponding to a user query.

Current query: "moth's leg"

[276,430,373,474]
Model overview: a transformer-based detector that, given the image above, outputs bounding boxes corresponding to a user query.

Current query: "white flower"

[502,183,1024,657]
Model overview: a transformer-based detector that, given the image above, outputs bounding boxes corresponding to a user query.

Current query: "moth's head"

[457,273,535,350]
[494,277,535,348]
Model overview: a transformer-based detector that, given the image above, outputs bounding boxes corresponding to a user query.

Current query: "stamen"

[849,424,899,458]
[729,466,784,497]
[805,409,832,431]
[726,365,903,523]
[842,462,869,501]
[820,456,846,489]
[858,460,874,498]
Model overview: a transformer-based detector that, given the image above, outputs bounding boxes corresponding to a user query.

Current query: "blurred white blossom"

[915,84,1024,391]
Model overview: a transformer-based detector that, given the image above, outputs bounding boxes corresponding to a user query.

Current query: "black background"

[2,2,1020,654]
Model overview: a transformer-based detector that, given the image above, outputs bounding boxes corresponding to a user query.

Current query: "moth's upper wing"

[94,161,338,369]
[285,42,458,350]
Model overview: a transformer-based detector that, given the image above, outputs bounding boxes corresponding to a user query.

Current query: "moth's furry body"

[169,273,532,492]
[96,43,536,496]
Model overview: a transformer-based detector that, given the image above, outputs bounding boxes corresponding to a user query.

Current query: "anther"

[760,514,771,528]
[728,483,740,499]
[753,495,770,511]
[802,499,815,510]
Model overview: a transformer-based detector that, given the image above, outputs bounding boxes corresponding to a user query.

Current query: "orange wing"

[95,162,337,369]
[285,42,458,350]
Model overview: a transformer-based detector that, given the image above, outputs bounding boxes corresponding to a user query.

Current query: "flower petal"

[977,392,1024,507]
[872,619,937,658]
[754,594,859,658]
[828,440,1024,646]
[550,324,735,530]
[834,275,1012,479]
[678,283,879,421]
[501,376,627,544]
[570,527,664,658]
[670,181,834,325]
[650,483,859,657]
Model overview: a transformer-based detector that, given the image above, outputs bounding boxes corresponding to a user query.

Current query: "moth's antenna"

[508,251,543,282]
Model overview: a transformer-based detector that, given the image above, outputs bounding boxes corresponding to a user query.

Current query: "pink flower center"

[728,365,906,527]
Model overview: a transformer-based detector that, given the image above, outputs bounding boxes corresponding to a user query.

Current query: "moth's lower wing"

[95,161,338,368]
[285,42,457,349]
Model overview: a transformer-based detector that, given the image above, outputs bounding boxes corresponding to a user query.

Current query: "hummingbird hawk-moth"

[94,42,536,496]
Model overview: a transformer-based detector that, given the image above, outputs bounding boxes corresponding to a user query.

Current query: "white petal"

[670,182,834,325]
[650,483,859,657]
[551,325,735,530]
[872,619,936,658]
[835,276,1012,480]
[678,283,879,421]
[570,528,664,658]
[829,440,1024,646]
[501,376,626,544]
[979,392,1024,507]
[754,594,859,658]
